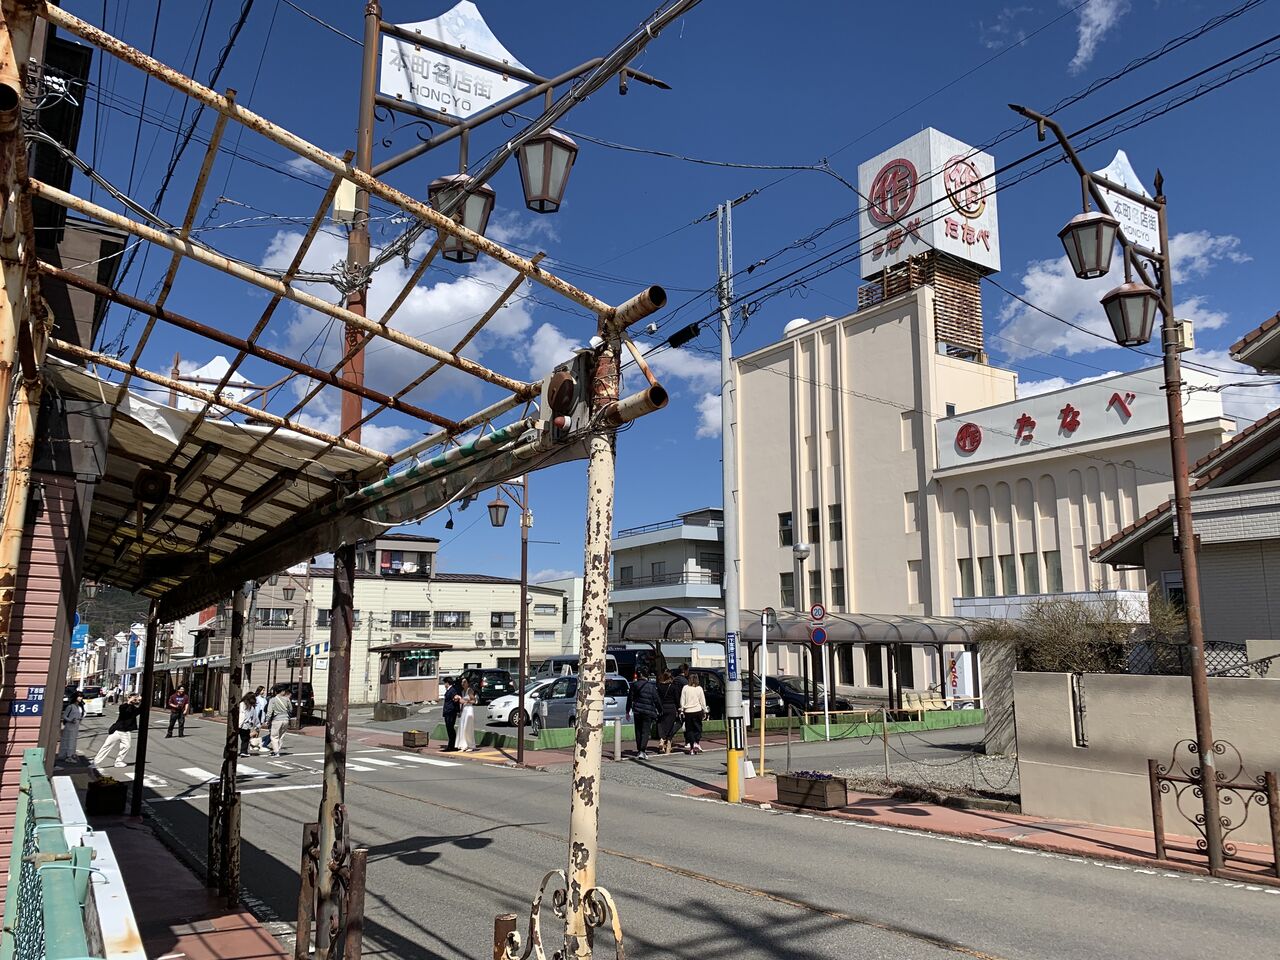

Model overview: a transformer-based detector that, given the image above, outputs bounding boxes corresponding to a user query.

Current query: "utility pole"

[718,200,746,803]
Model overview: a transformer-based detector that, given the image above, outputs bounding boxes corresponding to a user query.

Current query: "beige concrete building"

[609,508,724,631]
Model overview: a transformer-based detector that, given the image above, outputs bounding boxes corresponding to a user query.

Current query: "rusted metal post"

[1265,772,1280,879]
[295,821,319,960]
[563,335,620,960]
[344,847,368,960]
[516,478,530,765]
[1148,759,1167,861]
[217,585,248,896]
[493,913,517,960]
[225,791,241,907]
[207,784,221,889]
[315,542,355,960]
[129,604,161,817]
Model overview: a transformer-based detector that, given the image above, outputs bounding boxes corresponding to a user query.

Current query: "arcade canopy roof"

[618,606,980,647]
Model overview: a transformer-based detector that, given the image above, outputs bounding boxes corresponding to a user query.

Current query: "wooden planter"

[776,774,849,810]
[402,730,430,749]
[85,779,128,816]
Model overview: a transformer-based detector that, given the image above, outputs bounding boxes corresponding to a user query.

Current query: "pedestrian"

[251,686,267,754]
[628,670,660,759]
[165,685,190,738]
[440,677,462,751]
[655,670,681,754]
[59,693,86,761]
[680,672,708,754]
[457,678,478,752]
[93,694,142,768]
[237,692,257,756]
[265,686,292,757]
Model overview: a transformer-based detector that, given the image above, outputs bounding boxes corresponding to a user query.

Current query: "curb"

[716,792,1280,888]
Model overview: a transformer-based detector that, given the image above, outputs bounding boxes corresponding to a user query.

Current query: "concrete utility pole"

[718,201,746,803]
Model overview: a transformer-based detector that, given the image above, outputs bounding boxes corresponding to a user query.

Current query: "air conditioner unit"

[491,630,503,642]
[506,630,517,640]
[394,633,402,642]
[474,631,486,641]
[476,638,486,647]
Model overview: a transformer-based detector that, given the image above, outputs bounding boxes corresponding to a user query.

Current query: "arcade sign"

[858,128,1001,280]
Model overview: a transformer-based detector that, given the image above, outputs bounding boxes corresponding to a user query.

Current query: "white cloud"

[531,568,578,584]
[526,323,582,378]
[283,154,326,182]
[1017,369,1122,398]
[980,6,1034,50]
[995,230,1245,357]
[646,348,719,393]
[1068,0,1130,74]
[695,392,721,439]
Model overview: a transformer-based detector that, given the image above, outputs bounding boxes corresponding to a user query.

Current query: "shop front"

[371,641,452,704]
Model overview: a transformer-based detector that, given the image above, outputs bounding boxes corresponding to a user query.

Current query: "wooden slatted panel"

[857,252,985,356]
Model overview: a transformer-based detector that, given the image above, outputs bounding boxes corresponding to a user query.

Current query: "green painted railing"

[0,748,94,960]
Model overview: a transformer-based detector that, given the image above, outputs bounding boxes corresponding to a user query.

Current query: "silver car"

[531,673,631,735]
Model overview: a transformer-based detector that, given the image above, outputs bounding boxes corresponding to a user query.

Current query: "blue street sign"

[26,686,44,701]
[72,624,89,650]
[811,625,828,646]
[726,630,739,681]
[73,611,80,629]
[9,700,42,717]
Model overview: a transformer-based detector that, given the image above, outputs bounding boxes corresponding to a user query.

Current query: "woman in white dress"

[457,678,478,751]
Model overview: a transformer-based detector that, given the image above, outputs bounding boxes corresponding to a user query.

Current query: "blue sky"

[65,0,1280,582]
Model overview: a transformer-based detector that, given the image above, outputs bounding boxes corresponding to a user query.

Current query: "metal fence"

[1121,641,1257,677]
[1,749,94,960]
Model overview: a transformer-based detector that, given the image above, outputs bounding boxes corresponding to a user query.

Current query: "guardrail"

[615,517,724,538]
[613,571,722,590]
[0,748,144,960]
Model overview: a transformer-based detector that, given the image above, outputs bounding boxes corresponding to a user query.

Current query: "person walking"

[457,678,478,752]
[441,676,462,751]
[655,670,681,754]
[93,694,142,768]
[680,673,708,754]
[165,685,190,738]
[265,686,292,757]
[59,693,86,761]
[237,693,257,756]
[628,670,660,759]
[251,686,267,754]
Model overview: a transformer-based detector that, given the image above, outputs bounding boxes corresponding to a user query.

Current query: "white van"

[532,654,618,681]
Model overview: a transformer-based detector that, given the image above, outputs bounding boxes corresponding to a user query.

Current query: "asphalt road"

[71,717,1278,960]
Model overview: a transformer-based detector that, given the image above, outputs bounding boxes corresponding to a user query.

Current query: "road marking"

[353,757,400,767]
[111,771,169,787]
[347,764,376,772]
[393,754,459,767]
[149,783,323,803]
[179,766,217,782]
[236,763,266,776]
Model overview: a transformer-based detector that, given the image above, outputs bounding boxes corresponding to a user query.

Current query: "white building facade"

[609,508,725,636]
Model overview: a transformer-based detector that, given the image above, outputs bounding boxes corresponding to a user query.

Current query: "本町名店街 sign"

[1092,150,1160,255]
[379,1,530,120]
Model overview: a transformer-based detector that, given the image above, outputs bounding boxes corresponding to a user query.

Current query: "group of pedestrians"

[440,676,480,752]
[237,685,294,756]
[628,665,707,760]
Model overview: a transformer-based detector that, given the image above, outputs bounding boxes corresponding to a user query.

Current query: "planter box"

[402,730,430,749]
[776,774,848,810]
[85,780,128,816]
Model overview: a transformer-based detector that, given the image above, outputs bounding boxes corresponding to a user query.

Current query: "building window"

[491,611,516,629]
[1021,553,1040,594]
[315,609,359,628]
[945,403,957,417]
[258,608,293,628]
[650,561,666,581]
[562,598,569,624]
[497,657,520,671]
[828,504,843,542]
[907,560,921,604]
[618,565,634,586]
[958,558,975,599]
[380,549,430,577]
[808,570,822,607]
[866,644,885,687]
[434,611,471,629]
[533,629,557,643]
[830,568,846,609]
[778,512,794,547]
[391,610,431,628]
[807,507,820,544]
[999,554,1017,596]
[978,556,996,597]
[895,646,916,689]
[697,551,724,575]
[779,572,795,608]
[904,491,919,533]
[1043,550,1064,593]
[398,652,438,679]
[534,603,558,616]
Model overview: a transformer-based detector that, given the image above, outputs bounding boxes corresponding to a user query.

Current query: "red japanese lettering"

[1107,391,1136,420]
[1015,413,1036,441]
[1059,403,1081,433]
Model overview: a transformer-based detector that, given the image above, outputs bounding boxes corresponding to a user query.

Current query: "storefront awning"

[369,641,452,653]
[619,606,979,646]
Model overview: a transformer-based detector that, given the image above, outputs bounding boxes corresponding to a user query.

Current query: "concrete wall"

[1014,671,1280,844]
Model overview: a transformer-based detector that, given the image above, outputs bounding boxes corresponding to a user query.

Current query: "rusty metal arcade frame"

[0,3,689,959]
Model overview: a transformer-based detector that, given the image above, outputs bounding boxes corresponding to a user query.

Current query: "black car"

[460,668,514,705]
[685,668,782,720]
[274,681,316,721]
[758,674,853,714]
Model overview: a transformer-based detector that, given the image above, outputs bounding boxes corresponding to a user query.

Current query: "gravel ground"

[831,751,1020,801]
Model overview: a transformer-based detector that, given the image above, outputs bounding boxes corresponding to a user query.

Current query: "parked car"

[531,655,619,681]
[459,668,514,705]
[755,674,853,714]
[80,685,106,717]
[487,677,556,726]
[274,681,316,721]
[685,667,782,721]
[530,673,630,735]
[606,647,664,681]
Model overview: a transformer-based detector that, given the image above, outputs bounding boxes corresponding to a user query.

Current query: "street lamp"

[516,128,578,213]
[488,479,531,764]
[1058,210,1119,279]
[84,579,100,600]
[428,174,497,263]
[1013,102,1223,874]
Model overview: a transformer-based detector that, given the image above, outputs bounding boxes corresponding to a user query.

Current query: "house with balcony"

[610,508,725,637]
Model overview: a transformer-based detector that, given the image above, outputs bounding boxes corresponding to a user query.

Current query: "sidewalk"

[687,776,1280,884]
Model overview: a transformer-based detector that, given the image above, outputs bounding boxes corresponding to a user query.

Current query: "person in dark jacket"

[655,670,681,754]
[93,694,142,768]
[628,671,661,759]
[441,677,463,751]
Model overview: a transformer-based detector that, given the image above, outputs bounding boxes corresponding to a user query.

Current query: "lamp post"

[791,542,813,709]
[1012,103,1223,874]
[489,477,531,765]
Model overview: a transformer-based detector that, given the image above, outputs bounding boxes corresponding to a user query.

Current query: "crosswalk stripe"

[354,757,400,767]
[347,764,375,772]
[236,763,266,776]
[179,766,217,782]
[393,754,459,767]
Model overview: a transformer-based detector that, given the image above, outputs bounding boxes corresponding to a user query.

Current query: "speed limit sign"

[809,603,826,621]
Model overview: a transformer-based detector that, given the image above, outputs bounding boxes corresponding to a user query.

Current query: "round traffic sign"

[809,603,826,621]
[811,625,827,645]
